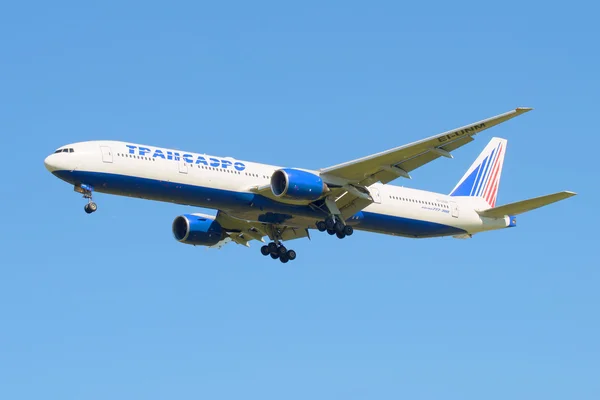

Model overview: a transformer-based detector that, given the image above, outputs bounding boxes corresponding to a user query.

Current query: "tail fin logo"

[449,138,506,207]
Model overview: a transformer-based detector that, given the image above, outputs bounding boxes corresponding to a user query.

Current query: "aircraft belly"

[353,210,466,237]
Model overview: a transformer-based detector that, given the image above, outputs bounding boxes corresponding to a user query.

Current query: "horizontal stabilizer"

[477,191,576,218]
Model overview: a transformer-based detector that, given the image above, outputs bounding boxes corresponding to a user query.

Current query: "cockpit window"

[53,148,74,153]
[69,148,74,153]
[54,149,62,153]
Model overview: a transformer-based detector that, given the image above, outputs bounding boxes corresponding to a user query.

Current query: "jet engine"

[172,214,224,246]
[270,168,328,201]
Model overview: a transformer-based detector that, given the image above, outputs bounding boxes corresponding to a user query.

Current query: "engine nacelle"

[271,168,328,201]
[172,214,224,246]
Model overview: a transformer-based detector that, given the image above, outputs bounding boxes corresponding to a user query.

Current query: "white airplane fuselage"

[44,140,512,239]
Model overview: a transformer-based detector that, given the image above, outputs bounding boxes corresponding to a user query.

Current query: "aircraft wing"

[320,108,533,186]
[245,109,533,223]
[211,211,309,248]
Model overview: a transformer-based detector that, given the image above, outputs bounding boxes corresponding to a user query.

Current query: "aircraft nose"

[44,154,57,172]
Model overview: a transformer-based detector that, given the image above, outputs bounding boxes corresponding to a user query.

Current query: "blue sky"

[0,1,598,399]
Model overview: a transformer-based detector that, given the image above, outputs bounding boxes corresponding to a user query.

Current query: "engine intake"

[172,214,224,246]
[271,168,328,201]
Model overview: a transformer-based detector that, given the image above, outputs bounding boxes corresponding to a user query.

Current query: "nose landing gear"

[75,184,98,214]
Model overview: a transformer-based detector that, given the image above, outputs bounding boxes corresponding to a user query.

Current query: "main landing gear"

[260,242,297,263]
[316,216,353,239]
[75,184,98,214]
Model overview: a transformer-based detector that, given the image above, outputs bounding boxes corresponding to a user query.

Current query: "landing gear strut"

[260,242,297,263]
[75,184,98,214]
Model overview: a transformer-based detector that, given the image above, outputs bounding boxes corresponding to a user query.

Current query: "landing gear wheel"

[334,221,344,234]
[316,221,327,232]
[268,242,278,254]
[343,225,354,236]
[270,253,279,259]
[327,229,336,235]
[336,231,346,239]
[278,246,288,256]
[287,250,297,260]
[325,217,336,230]
[260,245,270,256]
[279,255,289,263]
[84,203,97,214]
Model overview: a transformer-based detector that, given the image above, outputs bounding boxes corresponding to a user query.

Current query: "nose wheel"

[260,242,297,263]
[84,201,98,214]
[75,184,98,214]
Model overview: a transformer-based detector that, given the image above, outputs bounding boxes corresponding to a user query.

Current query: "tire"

[336,231,346,239]
[88,202,98,212]
[316,221,327,232]
[287,250,297,260]
[260,245,270,256]
[279,255,289,263]
[268,242,278,254]
[334,221,344,234]
[84,204,92,214]
[343,225,354,236]
[270,253,279,259]
[327,229,336,235]
[325,217,335,230]
[278,246,287,256]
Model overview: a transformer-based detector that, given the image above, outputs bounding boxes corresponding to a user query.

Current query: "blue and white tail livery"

[44,107,576,263]
[450,137,506,208]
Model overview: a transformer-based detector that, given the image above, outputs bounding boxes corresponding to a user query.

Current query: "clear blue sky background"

[0,1,597,399]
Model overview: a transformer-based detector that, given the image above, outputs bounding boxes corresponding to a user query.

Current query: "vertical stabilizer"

[449,138,506,207]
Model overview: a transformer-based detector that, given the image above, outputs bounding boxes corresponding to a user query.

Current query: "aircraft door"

[178,158,188,174]
[100,146,113,163]
[450,201,459,218]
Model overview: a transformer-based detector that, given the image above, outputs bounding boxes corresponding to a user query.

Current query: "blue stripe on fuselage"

[353,211,465,237]
[52,170,466,238]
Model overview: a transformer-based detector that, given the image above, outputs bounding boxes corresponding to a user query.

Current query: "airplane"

[44,107,576,263]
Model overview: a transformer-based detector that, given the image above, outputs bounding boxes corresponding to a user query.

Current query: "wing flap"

[477,191,577,218]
